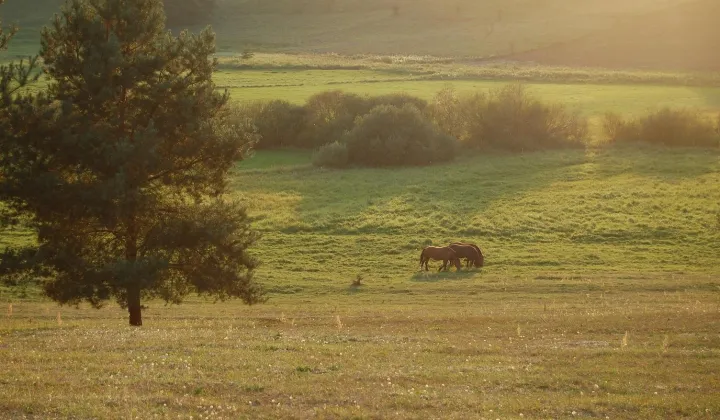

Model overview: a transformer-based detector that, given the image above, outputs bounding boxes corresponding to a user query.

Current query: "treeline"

[233,85,720,168]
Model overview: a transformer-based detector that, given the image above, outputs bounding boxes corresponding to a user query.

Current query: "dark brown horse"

[420,246,462,271]
[450,242,484,267]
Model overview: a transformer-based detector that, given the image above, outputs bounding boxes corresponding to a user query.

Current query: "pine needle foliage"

[0,0,264,326]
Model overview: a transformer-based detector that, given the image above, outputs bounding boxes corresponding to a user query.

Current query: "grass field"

[2,1,720,418]
[215,67,720,112]
[2,147,719,418]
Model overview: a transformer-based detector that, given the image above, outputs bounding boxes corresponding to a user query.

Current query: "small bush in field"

[241,49,255,60]
[344,104,456,167]
[313,141,349,168]
[603,108,719,148]
[428,84,587,151]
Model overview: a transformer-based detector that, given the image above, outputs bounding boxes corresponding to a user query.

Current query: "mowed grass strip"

[216,69,720,115]
[1,282,718,419]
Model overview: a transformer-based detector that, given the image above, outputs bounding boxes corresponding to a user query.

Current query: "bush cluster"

[233,90,434,166]
[298,91,428,148]
[236,84,717,168]
[603,108,719,148]
[344,104,455,167]
[235,100,305,149]
[312,104,453,168]
[427,84,587,151]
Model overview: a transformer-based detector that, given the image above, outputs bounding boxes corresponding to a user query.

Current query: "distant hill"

[1,0,715,72]
[507,0,720,71]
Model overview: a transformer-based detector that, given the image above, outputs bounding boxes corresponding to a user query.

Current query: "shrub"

[236,100,305,149]
[344,104,456,167]
[241,49,255,60]
[312,141,349,168]
[297,91,429,148]
[602,111,640,144]
[369,93,428,111]
[425,87,464,140]
[219,103,261,151]
[603,108,719,148]
[298,90,370,148]
[428,84,588,152]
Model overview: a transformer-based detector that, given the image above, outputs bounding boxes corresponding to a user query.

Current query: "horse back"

[448,243,478,258]
[451,242,483,257]
[422,245,456,259]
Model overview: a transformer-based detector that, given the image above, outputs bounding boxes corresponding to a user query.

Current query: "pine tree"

[0,0,39,107]
[0,0,12,50]
[0,0,264,326]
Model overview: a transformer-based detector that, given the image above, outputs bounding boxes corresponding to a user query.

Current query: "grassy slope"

[1,0,706,64]
[2,147,719,418]
[232,148,720,287]
[510,0,720,71]
[207,0,696,57]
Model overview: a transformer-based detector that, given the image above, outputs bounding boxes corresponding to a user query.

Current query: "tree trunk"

[125,218,141,326]
[128,284,142,326]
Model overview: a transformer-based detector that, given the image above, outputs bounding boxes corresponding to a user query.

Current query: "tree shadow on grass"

[236,149,592,236]
[410,269,479,282]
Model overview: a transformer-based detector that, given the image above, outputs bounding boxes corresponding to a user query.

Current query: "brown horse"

[420,246,462,271]
[450,242,484,267]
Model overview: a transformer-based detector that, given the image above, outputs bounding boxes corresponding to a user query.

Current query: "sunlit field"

[2,147,719,418]
[2,0,720,419]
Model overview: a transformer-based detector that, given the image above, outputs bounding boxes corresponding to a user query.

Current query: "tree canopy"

[0,0,39,107]
[0,0,264,326]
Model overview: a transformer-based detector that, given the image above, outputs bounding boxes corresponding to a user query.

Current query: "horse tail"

[419,248,425,266]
